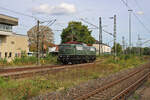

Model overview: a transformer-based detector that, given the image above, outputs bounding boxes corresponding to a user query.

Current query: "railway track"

[73,64,150,100]
[1,60,149,100]
[0,62,96,79]
[111,72,150,100]
[0,65,60,74]
[29,62,150,100]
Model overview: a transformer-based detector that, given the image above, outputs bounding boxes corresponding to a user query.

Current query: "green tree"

[130,47,139,55]
[112,43,122,55]
[61,21,95,44]
[143,47,150,55]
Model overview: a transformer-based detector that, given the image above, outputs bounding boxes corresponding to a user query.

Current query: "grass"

[11,56,37,65]
[0,54,58,67]
[0,58,7,66]
[0,55,149,100]
[128,92,141,100]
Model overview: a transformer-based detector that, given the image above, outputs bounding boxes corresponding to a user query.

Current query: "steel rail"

[0,59,102,76]
[0,60,101,74]
[75,68,144,100]
[111,72,150,100]
[0,63,96,78]
[0,65,61,74]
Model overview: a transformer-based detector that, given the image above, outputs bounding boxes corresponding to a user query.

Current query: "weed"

[0,58,7,66]
[12,56,37,65]
[0,55,148,99]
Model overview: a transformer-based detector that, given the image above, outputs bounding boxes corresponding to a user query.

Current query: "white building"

[0,14,29,61]
[93,41,111,55]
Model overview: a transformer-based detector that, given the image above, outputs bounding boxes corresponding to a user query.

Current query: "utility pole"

[41,31,44,58]
[37,20,40,65]
[99,17,102,56]
[114,15,117,58]
[126,0,128,5]
[128,9,133,54]
[122,36,125,54]
[138,34,142,56]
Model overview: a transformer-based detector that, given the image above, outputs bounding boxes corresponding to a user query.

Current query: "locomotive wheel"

[62,61,68,65]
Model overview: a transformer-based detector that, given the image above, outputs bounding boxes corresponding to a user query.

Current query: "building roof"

[94,40,111,47]
[0,14,18,26]
[14,33,27,37]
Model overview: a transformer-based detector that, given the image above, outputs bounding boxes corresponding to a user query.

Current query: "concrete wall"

[93,44,111,55]
[0,33,29,61]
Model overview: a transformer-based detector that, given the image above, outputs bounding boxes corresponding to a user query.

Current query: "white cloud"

[32,3,76,15]
[137,11,144,15]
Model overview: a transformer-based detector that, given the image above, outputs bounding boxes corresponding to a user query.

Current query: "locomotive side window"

[59,45,71,49]
[90,47,95,51]
[76,45,83,50]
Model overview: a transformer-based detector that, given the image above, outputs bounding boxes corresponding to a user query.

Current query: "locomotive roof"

[64,41,82,44]
[59,43,95,48]
[60,43,82,46]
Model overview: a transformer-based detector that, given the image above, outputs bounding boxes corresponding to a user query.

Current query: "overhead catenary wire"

[120,0,150,33]
[39,19,56,33]
[0,6,35,18]
[0,6,58,33]
[141,39,150,45]
[134,0,143,10]
[0,6,45,21]
[80,18,114,36]
[133,0,150,31]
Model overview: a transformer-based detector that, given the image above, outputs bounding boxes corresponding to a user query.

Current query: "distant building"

[48,44,59,55]
[93,40,111,55]
[0,14,29,61]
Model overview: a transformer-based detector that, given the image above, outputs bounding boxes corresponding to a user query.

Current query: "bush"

[12,56,37,65]
[40,54,58,65]
[119,55,131,60]
[0,53,59,66]
[0,59,7,66]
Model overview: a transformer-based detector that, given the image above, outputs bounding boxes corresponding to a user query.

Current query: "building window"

[0,52,1,58]
[18,53,21,57]
[0,24,12,32]
[0,39,1,46]
[15,53,18,57]
[108,48,109,51]
[9,52,12,58]
[5,52,7,58]
[11,41,15,44]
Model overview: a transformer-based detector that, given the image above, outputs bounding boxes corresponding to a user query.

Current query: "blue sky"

[0,0,150,47]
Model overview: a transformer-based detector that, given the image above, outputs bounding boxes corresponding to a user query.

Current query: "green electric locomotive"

[57,42,96,64]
